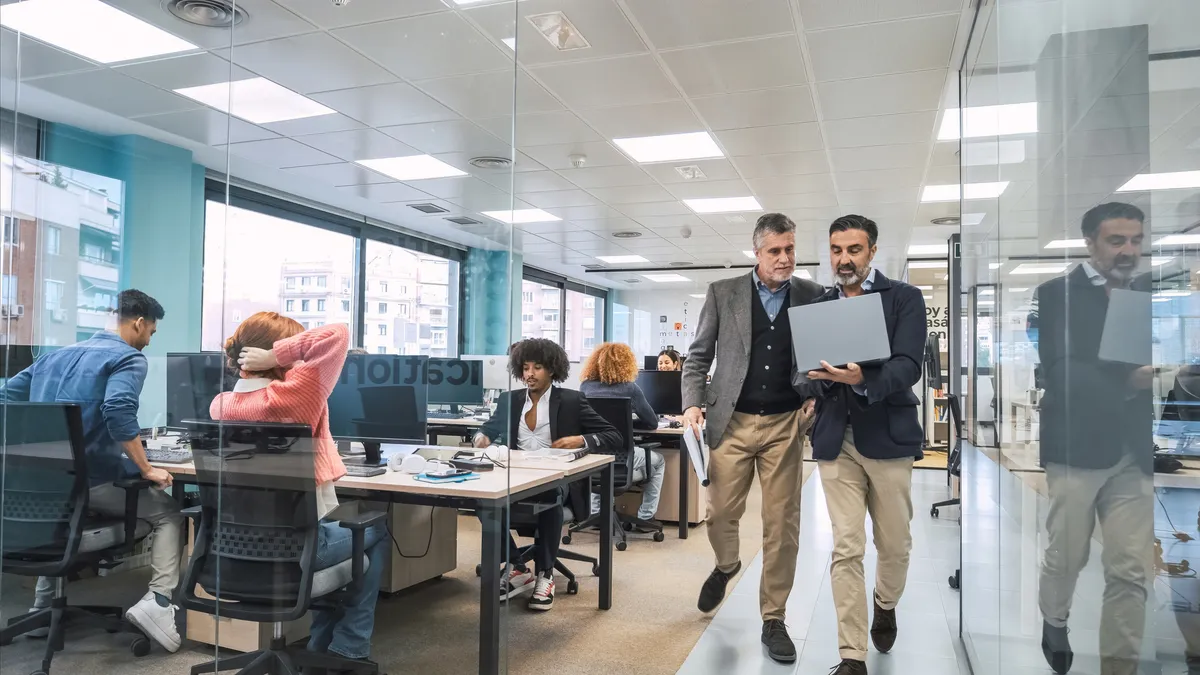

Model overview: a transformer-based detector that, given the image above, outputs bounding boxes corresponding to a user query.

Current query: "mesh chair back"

[0,403,88,573]
[584,397,636,493]
[182,420,319,610]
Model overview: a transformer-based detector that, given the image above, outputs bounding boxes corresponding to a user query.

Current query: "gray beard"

[836,267,869,286]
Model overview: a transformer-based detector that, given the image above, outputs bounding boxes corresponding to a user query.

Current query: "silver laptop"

[788,293,892,373]
[1098,288,1152,366]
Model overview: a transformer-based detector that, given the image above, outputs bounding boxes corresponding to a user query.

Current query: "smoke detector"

[611,231,642,239]
[163,0,247,27]
[469,156,512,170]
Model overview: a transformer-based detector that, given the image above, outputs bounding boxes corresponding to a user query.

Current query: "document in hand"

[788,292,891,373]
[683,425,710,487]
[1098,288,1153,366]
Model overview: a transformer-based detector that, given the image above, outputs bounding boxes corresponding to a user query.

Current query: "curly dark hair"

[508,338,571,383]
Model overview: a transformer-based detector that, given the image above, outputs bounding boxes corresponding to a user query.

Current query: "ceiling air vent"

[469,157,512,170]
[581,263,604,269]
[668,261,693,267]
[445,216,482,226]
[163,0,247,27]
[611,231,642,239]
[623,279,641,284]
[409,203,449,214]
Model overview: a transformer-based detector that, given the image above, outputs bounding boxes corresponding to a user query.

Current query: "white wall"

[611,288,707,363]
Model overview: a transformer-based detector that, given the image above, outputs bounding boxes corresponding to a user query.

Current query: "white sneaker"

[499,564,535,601]
[125,592,180,653]
[24,608,49,638]
[528,572,554,611]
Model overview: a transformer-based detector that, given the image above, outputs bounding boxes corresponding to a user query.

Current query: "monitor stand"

[363,442,383,467]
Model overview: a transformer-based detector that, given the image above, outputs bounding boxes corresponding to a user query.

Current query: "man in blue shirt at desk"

[2,289,183,654]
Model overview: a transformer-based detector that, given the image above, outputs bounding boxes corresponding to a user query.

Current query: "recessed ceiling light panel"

[357,155,467,181]
[1010,263,1070,275]
[1044,239,1086,249]
[920,182,1009,202]
[1116,171,1200,192]
[1,0,199,63]
[908,244,948,255]
[614,132,723,164]
[596,255,647,264]
[526,11,590,51]
[176,78,335,124]
[684,196,762,214]
[938,102,1038,141]
[642,273,691,283]
[481,209,560,224]
[1156,234,1200,246]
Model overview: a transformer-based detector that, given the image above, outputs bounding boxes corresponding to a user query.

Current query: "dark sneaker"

[697,561,741,613]
[631,518,663,533]
[1041,621,1073,674]
[829,658,867,674]
[869,594,897,653]
[528,571,554,611]
[761,619,796,663]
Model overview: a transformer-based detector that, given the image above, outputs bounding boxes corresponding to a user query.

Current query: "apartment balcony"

[79,257,119,282]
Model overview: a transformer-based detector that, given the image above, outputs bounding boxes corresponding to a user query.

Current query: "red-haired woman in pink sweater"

[211,313,387,670]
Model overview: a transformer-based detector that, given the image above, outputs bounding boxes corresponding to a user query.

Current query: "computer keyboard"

[145,448,192,464]
[343,464,386,478]
[428,411,476,420]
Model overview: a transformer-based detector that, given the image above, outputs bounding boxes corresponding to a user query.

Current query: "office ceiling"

[1,0,1198,290]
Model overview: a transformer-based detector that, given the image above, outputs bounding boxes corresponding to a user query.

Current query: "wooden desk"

[638,427,697,540]
[155,455,615,675]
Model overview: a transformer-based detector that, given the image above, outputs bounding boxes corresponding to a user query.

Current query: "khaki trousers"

[1040,454,1152,672]
[707,409,807,621]
[818,426,915,661]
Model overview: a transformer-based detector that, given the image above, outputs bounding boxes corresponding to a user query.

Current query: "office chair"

[930,394,962,590]
[475,489,596,596]
[568,397,665,550]
[179,420,385,675]
[0,403,153,675]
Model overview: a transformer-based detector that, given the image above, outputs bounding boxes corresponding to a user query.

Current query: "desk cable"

[384,506,435,559]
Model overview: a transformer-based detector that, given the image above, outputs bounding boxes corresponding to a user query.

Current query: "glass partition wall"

[959,2,1200,674]
[1,2,521,674]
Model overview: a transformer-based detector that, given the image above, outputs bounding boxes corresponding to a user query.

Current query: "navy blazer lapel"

[508,390,525,442]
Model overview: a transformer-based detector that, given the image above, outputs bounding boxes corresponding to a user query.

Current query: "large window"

[565,289,604,362]
[521,272,607,361]
[201,201,356,350]
[521,280,561,342]
[363,239,459,357]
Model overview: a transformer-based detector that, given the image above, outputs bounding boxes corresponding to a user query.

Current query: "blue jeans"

[307,521,389,660]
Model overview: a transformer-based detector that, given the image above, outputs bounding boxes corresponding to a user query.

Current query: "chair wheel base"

[616,541,627,552]
[930,507,939,518]
[653,531,665,542]
[475,564,482,577]
[130,637,151,657]
[562,535,572,545]
[591,564,600,576]
[32,671,48,675]
[566,580,579,595]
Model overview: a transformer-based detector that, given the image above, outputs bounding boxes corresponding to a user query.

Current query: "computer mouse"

[669,420,682,429]
[1155,454,1183,474]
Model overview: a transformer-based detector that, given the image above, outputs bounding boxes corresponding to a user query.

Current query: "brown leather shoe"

[869,594,897,653]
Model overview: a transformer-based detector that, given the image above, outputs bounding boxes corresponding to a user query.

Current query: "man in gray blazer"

[682,213,823,664]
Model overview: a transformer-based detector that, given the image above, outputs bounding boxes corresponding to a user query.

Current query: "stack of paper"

[683,426,710,486]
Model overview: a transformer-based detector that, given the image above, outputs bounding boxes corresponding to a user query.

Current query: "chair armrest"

[640,442,662,451]
[111,478,152,555]
[180,505,202,519]
[338,509,387,531]
[113,477,154,491]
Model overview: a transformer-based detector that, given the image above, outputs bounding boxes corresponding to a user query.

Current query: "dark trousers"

[479,486,566,574]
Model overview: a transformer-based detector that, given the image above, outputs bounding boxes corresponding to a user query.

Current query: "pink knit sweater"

[210,323,349,485]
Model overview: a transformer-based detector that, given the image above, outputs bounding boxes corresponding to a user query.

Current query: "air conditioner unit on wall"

[51,309,66,322]
[1,304,23,318]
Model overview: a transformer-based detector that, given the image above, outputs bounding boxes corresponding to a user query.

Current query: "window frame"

[522,266,609,353]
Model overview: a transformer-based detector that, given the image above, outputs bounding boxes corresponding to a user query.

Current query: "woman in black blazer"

[473,339,621,611]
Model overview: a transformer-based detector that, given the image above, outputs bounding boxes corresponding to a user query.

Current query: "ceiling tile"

[333,12,508,81]
[464,0,648,65]
[664,180,753,200]
[434,150,546,175]
[402,176,509,202]
[806,14,959,82]
[580,100,703,139]
[116,52,253,90]
[478,170,579,193]
[587,185,675,204]
[746,174,836,195]
[520,190,601,209]
[829,144,931,172]
[834,188,920,205]
[380,120,506,155]
[311,82,457,127]
[281,162,392,187]
[293,129,417,162]
[230,33,395,94]
[542,204,628,220]
[414,70,562,120]
[133,108,278,146]
[822,112,936,148]
[28,69,198,119]
[623,0,794,49]
[659,36,806,97]
[923,164,960,184]
[616,202,694,217]
[477,111,602,147]
[271,0,448,29]
[260,113,366,137]
[732,151,830,178]
[557,165,655,188]
[1,28,98,81]
[451,192,535,213]
[219,138,341,168]
[796,0,961,30]
[835,167,925,191]
[529,54,678,109]
[105,0,316,48]
[816,69,946,120]
[759,192,840,210]
[632,215,709,231]
[641,159,742,183]
[715,123,823,156]
[521,142,632,170]
[693,86,817,130]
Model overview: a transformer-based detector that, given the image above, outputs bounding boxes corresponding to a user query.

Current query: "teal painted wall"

[43,123,206,427]
[462,247,521,355]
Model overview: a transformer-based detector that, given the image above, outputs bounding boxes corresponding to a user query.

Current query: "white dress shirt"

[517,387,554,452]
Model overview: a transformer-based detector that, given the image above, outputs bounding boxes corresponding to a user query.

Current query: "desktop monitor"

[327,353,428,446]
[644,355,658,371]
[425,358,485,405]
[636,370,684,415]
[460,354,513,391]
[166,352,230,428]
[0,345,40,379]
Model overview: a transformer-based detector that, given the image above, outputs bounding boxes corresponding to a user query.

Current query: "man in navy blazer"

[800,214,926,675]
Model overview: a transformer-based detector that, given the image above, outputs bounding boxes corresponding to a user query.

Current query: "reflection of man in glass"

[1033,202,1153,675]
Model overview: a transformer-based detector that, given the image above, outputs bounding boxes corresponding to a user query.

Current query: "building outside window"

[378,323,387,336]
[46,226,61,255]
[317,299,325,312]
[363,240,459,357]
[317,276,327,288]
[378,302,387,314]
[342,300,350,312]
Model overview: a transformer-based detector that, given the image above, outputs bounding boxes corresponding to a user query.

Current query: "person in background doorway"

[803,215,926,675]
[579,342,667,529]
[1031,202,1154,675]
[2,290,183,653]
[682,212,823,664]
[658,349,683,371]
